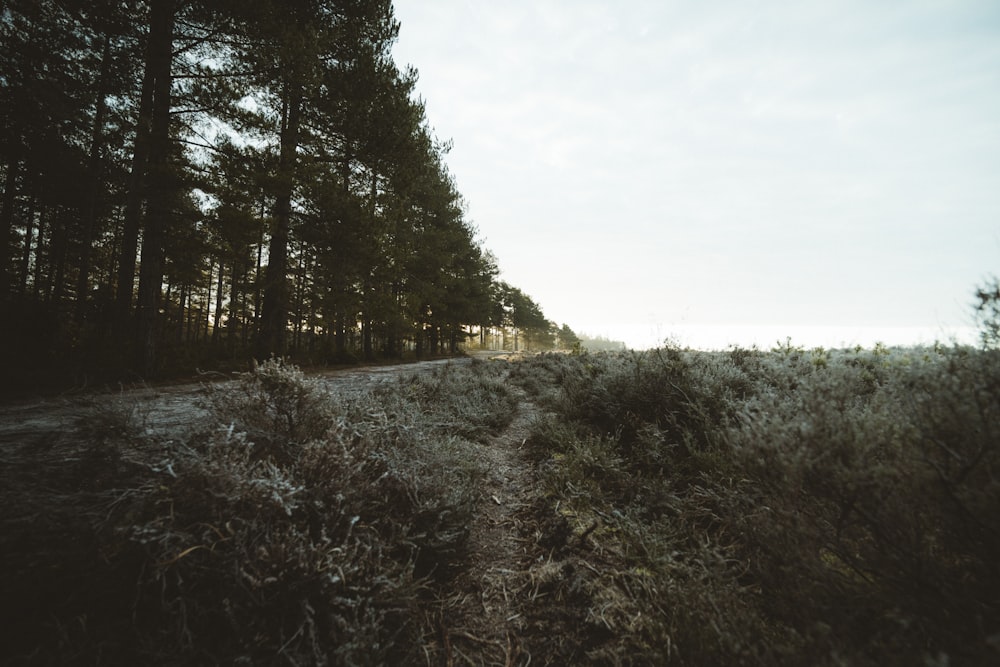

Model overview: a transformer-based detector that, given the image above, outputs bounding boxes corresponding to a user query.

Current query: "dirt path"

[0,353,552,664]
[431,386,543,666]
[0,357,477,448]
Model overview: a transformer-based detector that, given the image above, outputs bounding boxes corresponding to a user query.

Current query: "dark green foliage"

[0,0,554,385]
[976,276,1000,348]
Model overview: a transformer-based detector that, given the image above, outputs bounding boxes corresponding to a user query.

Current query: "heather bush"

[508,350,592,408]
[8,358,512,664]
[112,360,497,662]
[384,357,518,440]
[108,422,438,663]
[514,343,1000,665]
[722,346,1000,664]
[73,390,150,445]
[515,349,774,663]
[524,347,753,485]
[204,357,337,462]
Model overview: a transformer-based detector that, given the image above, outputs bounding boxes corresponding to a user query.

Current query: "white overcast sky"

[391,0,1000,349]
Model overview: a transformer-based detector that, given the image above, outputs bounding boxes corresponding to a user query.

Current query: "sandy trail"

[0,357,478,447]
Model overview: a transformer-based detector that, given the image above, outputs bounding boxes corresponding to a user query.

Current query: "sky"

[390,0,1000,350]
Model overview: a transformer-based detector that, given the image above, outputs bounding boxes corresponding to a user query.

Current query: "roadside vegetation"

[1,358,516,664]
[4,287,999,665]
[509,341,999,665]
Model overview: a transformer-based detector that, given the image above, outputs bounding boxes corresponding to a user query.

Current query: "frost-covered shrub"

[105,423,415,663]
[726,346,1000,664]
[543,347,750,480]
[83,358,490,664]
[70,393,150,488]
[385,359,518,441]
[74,391,149,445]
[516,344,1000,665]
[205,357,336,461]
[520,356,785,664]
[508,351,592,407]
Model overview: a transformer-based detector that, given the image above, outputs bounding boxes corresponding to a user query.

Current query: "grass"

[3,345,998,665]
[510,344,1000,665]
[1,358,515,665]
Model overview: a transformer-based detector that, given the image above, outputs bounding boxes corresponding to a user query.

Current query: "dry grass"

[6,347,998,665]
[509,345,1000,665]
[1,358,516,665]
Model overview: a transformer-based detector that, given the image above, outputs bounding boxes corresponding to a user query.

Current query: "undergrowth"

[7,346,998,665]
[1,358,515,665]
[511,345,1000,666]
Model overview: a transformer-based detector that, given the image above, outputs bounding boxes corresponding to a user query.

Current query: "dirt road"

[0,356,487,448]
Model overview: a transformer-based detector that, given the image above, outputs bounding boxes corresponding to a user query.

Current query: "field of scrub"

[2,345,998,666]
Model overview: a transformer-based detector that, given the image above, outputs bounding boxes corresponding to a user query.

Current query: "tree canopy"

[0,0,568,383]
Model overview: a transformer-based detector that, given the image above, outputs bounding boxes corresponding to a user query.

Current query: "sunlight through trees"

[0,0,564,382]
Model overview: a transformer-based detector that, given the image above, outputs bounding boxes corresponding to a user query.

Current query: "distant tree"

[975,277,1000,349]
[558,323,581,350]
[496,283,552,351]
[202,141,272,352]
[579,335,627,352]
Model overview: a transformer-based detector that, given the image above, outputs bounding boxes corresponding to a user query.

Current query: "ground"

[428,385,541,665]
[0,354,558,666]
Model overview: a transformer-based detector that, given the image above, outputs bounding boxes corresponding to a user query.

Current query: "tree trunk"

[113,29,155,344]
[0,152,20,300]
[256,83,301,359]
[213,259,224,344]
[48,214,68,303]
[292,248,304,352]
[134,0,175,375]
[253,235,262,327]
[334,313,346,358]
[18,198,35,296]
[32,207,46,299]
[75,34,112,321]
[362,317,373,360]
[228,258,241,352]
[201,259,212,341]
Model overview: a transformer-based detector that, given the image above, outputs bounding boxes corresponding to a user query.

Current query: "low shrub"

[721,347,1000,664]
[6,357,508,664]
[203,357,337,462]
[514,343,1000,665]
[385,358,518,441]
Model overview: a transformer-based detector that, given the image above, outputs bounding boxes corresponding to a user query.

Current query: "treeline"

[578,333,625,352]
[0,0,569,383]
